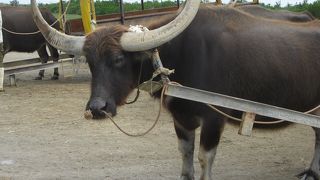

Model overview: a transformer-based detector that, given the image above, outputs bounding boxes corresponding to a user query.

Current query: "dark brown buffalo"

[32,1,320,180]
[236,4,315,22]
[1,6,60,80]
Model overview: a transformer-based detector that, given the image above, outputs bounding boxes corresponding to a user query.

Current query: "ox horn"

[31,0,85,55]
[120,0,201,52]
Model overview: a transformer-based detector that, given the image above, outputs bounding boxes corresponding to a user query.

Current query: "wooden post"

[58,0,66,32]
[9,74,16,86]
[238,112,256,136]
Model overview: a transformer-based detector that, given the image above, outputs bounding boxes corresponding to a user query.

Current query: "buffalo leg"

[35,45,49,80]
[47,44,59,80]
[168,99,201,180]
[198,112,225,180]
[174,121,196,180]
[298,127,320,180]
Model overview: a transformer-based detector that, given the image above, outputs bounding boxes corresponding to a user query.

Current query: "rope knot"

[152,67,175,80]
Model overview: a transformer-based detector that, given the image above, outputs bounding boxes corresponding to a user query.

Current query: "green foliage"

[16,0,320,19]
[10,0,19,6]
[262,0,320,18]
[52,13,81,20]
[40,0,177,17]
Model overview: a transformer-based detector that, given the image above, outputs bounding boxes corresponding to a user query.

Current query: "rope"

[125,62,143,104]
[206,103,286,124]
[2,0,71,35]
[103,84,167,137]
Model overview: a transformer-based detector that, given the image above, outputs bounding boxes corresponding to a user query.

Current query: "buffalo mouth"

[84,108,114,120]
[84,100,116,120]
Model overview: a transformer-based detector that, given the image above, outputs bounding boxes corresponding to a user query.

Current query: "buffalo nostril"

[89,98,107,112]
[86,98,116,119]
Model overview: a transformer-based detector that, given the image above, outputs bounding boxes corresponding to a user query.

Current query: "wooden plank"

[9,75,16,86]
[4,59,73,75]
[3,54,70,68]
[238,112,256,136]
[165,84,320,128]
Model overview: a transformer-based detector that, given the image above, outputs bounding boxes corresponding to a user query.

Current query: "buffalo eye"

[112,54,125,68]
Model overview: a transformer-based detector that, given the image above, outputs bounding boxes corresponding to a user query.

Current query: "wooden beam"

[4,59,73,75]
[239,112,256,136]
[165,84,320,128]
[3,54,70,68]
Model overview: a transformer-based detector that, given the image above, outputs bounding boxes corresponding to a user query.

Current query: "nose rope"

[125,61,143,104]
[101,84,167,137]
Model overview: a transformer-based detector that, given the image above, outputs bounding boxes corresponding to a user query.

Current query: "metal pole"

[177,0,180,8]
[90,0,96,30]
[119,0,125,24]
[80,0,93,34]
[141,0,144,10]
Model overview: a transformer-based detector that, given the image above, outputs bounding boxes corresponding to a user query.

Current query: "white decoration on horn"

[128,25,149,33]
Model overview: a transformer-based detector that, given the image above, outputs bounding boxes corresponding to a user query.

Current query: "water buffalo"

[1,6,60,80]
[32,0,320,179]
[235,4,315,22]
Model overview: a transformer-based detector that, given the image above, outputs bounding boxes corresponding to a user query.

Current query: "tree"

[10,0,19,6]
[274,0,281,8]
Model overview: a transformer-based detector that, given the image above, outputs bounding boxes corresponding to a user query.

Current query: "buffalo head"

[31,0,200,119]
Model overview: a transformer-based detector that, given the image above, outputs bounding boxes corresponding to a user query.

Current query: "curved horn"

[120,0,201,52]
[31,0,85,55]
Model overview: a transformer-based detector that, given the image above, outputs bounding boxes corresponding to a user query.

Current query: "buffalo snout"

[86,97,116,119]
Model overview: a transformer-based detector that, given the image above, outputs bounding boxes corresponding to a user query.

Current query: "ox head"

[31,0,200,119]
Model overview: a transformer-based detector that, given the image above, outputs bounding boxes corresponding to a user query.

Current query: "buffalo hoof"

[297,169,320,180]
[51,74,59,80]
[34,76,43,80]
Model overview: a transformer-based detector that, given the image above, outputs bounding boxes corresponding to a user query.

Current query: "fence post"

[141,0,144,10]
[119,0,125,24]
[238,112,256,136]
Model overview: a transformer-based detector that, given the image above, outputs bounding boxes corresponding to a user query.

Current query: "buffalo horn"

[120,0,201,52]
[31,0,85,55]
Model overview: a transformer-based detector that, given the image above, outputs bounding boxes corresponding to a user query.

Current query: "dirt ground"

[0,52,316,180]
